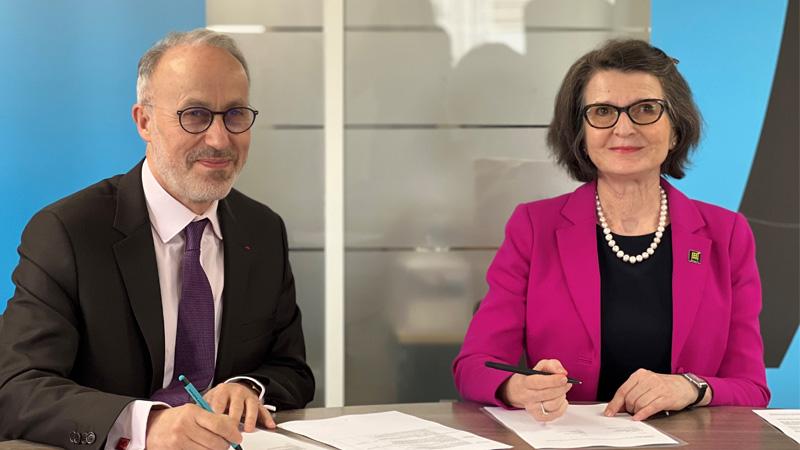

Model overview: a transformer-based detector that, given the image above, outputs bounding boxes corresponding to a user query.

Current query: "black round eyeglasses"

[176,106,259,134]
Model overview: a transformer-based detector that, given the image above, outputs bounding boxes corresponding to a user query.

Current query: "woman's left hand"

[603,369,699,420]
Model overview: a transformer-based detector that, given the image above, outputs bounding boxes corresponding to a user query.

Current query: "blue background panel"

[653,0,796,407]
[0,0,205,310]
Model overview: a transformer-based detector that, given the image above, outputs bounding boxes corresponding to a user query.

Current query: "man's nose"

[204,115,232,148]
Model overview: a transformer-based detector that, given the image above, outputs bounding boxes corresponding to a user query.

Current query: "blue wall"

[653,0,797,407]
[0,1,205,309]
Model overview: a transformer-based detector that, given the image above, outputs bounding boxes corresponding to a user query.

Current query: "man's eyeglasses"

[583,99,667,129]
[176,106,259,134]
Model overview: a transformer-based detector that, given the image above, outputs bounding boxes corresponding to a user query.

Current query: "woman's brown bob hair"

[547,39,702,182]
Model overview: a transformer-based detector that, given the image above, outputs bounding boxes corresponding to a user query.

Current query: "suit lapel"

[214,198,254,381]
[556,182,602,354]
[111,161,165,393]
[663,181,711,370]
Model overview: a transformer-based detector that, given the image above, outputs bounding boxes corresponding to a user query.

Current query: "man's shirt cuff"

[105,400,169,450]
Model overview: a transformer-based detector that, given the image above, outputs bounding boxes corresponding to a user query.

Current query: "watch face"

[684,373,708,387]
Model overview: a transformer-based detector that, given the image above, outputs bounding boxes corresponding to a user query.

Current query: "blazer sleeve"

[452,204,533,406]
[704,212,770,406]
[0,210,134,449]
[238,217,315,409]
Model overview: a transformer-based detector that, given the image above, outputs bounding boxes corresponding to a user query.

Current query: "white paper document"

[241,428,329,449]
[278,410,512,449]
[485,403,678,449]
[753,409,800,445]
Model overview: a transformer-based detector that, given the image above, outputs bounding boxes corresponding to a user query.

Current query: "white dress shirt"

[105,160,264,450]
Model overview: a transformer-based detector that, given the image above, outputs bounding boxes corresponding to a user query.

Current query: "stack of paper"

[484,403,679,449]
[753,409,800,445]
[241,429,328,449]
[278,410,511,449]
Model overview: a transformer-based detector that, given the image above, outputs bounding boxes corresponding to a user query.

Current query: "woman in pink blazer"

[452,40,769,422]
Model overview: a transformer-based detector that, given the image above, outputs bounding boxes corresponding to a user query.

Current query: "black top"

[596,225,673,402]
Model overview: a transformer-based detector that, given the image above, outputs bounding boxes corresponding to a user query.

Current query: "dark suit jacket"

[0,162,315,449]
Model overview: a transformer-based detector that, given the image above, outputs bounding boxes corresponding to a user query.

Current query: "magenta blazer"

[453,179,770,407]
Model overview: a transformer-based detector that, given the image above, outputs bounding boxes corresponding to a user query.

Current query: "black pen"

[485,361,582,384]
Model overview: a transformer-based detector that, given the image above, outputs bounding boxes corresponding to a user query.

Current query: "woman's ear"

[670,130,678,150]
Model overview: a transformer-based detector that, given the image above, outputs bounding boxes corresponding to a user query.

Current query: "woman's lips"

[609,146,642,154]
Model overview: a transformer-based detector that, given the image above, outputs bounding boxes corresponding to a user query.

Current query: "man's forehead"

[155,44,246,77]
[149,44,249,103]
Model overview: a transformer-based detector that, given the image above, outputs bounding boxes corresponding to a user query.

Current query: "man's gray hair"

[136,28,250,103]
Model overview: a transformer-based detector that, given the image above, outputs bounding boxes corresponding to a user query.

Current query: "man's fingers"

[207,393,228,415]
[228,399,245,425]
[258,405,277,429]
[185,424,228,450]
[194,409,243,447]
[241,398,260,432]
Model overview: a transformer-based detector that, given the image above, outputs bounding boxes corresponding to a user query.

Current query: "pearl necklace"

[595,186,668,264]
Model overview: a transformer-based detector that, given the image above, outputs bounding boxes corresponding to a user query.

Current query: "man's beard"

[149,144,243,205]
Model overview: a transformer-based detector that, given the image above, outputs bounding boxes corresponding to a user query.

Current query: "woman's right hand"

[498,359,572,422]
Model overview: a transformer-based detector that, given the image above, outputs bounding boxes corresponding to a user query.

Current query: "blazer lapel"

[111,161,165,393]
[214,197,254,381]
[663,180,711,370]
[556,182,602,354]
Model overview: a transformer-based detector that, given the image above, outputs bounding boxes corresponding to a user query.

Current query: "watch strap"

[682,373,707,407]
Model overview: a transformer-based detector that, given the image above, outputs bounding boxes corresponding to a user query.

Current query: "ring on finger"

[540,402,549,416]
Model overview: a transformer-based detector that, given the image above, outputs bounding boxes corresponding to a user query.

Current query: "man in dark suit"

[0,29,314,450]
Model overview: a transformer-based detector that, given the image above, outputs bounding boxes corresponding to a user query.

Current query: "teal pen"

[179,375,244,450]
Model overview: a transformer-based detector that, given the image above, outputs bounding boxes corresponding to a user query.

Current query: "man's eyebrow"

[178,98,211,109]
[178,98,250,110]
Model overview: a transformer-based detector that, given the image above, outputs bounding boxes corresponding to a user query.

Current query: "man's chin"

[191,163,237,180]
[183,178,236,203]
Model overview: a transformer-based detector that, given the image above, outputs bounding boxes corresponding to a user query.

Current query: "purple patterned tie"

[151,219,215,406]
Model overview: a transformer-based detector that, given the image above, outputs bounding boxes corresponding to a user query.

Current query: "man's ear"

[132,103,153,142]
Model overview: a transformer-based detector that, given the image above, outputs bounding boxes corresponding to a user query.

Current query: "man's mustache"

[187,148,237,164]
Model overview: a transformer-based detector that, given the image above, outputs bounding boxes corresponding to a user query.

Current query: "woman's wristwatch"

[682,373,709,407]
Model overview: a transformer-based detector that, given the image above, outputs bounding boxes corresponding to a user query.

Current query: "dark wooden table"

[1,402,797,449]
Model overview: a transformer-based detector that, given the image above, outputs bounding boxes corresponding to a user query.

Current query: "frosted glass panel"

[345,251,495,405]
[236,129,324,248]
[290,251,324,407]
[346,129,579,247]
[346,32,452,124]
[347,0,441,26]
[207,0,322,27]
[347,31,648,125]
[234,33,323,125]
[524,0,648,29]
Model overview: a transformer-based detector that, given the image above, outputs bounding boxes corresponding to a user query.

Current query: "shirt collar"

[142,159,224,243]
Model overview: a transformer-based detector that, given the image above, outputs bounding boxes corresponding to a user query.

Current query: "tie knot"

[184,219,209,252]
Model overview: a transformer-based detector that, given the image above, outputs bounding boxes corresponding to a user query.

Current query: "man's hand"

[498,359,573,422]
[603,369,705,420]
[145,404,242,450]
[204,382,276,431]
